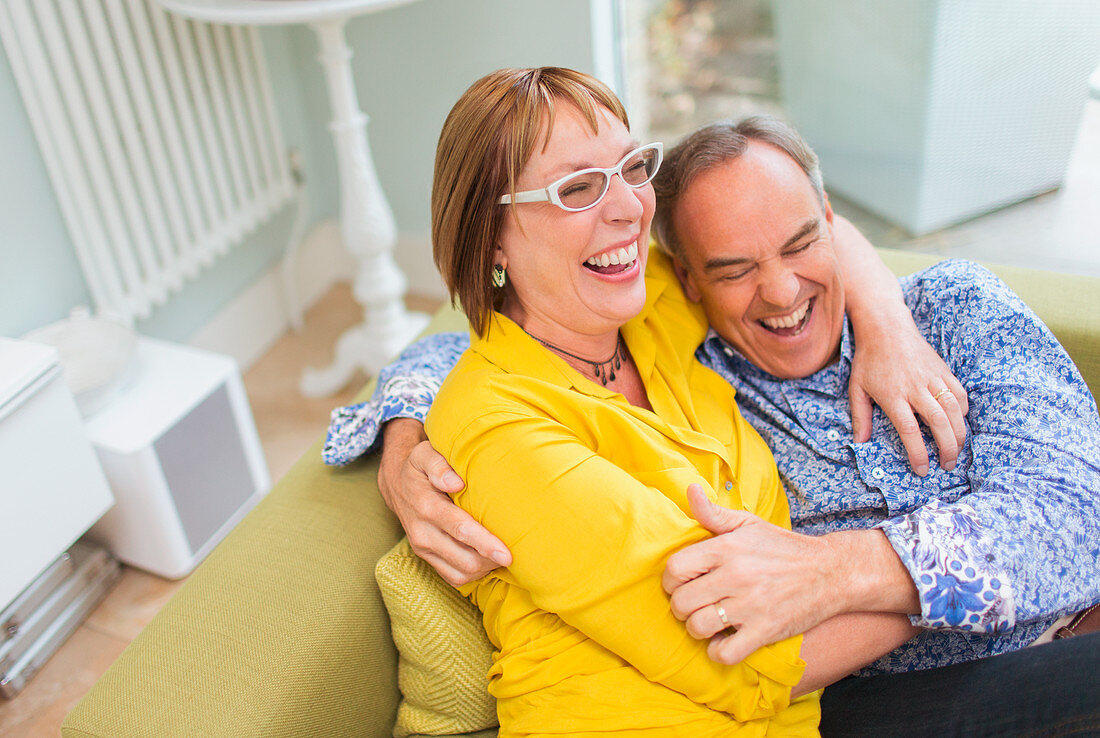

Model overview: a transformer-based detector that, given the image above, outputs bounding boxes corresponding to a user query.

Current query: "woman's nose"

[600,174,644,221]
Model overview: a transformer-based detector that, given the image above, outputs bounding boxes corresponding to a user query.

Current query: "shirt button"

[872,467,885,480]
[826,429,840,442]
[723,347,733,357]
[725,481,733,491]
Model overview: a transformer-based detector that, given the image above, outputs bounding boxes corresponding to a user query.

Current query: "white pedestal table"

[156,0,430,396]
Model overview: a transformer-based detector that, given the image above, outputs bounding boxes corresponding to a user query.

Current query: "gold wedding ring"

[933,388,951,402]
[714,602,731,628]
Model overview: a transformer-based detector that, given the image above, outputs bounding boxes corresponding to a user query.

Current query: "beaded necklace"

[526,331,624,386]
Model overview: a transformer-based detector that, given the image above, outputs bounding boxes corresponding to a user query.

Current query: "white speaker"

[85,338,270,579]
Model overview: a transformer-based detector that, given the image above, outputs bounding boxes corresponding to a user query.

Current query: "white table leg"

[300,17,428,397]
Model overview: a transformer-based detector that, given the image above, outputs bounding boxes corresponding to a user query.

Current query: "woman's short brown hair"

[431,67,629,336]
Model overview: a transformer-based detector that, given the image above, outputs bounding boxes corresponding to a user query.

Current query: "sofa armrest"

[62,440,406,738]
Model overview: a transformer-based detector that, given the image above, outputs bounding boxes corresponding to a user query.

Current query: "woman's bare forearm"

[792,612,919,697]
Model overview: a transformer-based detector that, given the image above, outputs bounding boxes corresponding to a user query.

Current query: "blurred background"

[1,1,1097,734]
[3,0,1098,345]
[630,0,1100,275]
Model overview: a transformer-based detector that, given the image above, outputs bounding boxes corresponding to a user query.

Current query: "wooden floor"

[0,284,440,738]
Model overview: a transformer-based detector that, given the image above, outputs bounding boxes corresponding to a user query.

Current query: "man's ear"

[672,257,703,303]
[823,192,835,225]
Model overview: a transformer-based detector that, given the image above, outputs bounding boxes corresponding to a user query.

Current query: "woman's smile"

[582,240,640,277]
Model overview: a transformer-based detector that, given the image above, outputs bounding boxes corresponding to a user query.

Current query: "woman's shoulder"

[427,336,544,446]
[434,346,506,410]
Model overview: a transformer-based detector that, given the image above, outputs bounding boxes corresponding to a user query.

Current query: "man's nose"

[757,259,800,307]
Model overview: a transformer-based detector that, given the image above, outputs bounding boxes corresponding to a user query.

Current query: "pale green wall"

[0,0,596,341]
[335,0,597,232]
[772,0,937,231]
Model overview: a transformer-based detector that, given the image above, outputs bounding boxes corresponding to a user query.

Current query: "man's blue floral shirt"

[324,260,1100,675]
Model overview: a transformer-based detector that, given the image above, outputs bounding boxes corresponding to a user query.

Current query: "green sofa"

[62,251,1100,738]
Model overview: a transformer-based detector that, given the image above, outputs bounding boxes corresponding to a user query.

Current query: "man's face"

[671,141,846,379]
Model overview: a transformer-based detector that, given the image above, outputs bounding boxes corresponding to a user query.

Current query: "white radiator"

[0,0,296,324]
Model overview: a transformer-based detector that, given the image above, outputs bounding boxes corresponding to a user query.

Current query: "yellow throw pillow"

[375,538,498,737]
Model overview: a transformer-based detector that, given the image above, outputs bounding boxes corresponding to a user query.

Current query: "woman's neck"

[501,307,649,409]
[527,330,624,386]
[501,303,621,368]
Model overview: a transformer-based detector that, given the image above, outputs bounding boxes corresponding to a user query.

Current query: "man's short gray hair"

[652,116,826,263]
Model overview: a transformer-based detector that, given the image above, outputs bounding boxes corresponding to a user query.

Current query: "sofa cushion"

[375,538,497,737]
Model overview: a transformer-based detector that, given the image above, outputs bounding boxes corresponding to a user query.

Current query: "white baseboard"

[188,219,353,371]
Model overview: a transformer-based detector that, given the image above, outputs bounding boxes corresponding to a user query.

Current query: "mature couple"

[326,67,1100,735]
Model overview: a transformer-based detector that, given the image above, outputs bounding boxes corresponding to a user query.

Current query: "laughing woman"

[420,67,820,736]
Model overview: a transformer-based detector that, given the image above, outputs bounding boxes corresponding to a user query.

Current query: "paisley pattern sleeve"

[322,332,470,465]
[878,260,1100,634]
[880,500,1015,632]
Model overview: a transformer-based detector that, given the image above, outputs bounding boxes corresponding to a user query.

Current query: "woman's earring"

[492,264,507,288]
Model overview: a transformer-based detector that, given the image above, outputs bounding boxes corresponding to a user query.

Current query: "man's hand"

[379,418,511,586]
[848,319,968,476]
[831,215,968,475]
[663,485,918,666]
[664,485,844,665]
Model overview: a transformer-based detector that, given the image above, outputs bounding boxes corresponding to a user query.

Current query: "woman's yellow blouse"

[425,251,820,737]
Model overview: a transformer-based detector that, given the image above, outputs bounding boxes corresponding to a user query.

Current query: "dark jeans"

[820,632,1100,737]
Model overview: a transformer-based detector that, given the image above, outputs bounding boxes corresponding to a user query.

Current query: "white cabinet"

[0,340,114,610]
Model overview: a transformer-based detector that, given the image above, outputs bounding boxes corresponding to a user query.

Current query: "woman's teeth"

[760,300,811,330]
[585,242,638,270]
